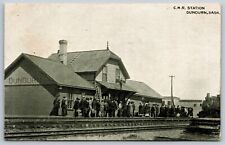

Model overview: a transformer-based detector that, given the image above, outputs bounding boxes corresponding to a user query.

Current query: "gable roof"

[48,49,130,79]
[5,53,95,90]
[126,80,162,99]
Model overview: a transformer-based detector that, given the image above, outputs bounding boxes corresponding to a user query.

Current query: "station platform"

[5,116,191,140]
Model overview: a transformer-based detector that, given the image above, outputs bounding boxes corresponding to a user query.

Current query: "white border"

[0,0,224,145]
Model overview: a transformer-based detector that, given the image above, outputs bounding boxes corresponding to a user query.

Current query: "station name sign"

[6,77,39,85]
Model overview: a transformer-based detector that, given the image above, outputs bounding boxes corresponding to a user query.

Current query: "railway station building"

[5,40,162,117]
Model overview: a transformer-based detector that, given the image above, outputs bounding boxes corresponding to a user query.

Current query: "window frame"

[115,68,120,82]
[102,66,108,82]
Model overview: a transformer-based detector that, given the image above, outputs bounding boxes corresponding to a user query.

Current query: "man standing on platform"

[139,102,144,117]
[79,96,86,117]
[61,96,68,116]
[96,99,101,117]
[111,99,118,117]
[175,105,181,117]
[151,104,156,118]
[85,98,90,117]
[104,99,109,117]
[108,99,113,117]
[50,96,60,116]
[92,98,97,117]
[118,101,123,117]
[156,104,160,117]
[100,99,105,117]
[73,98,80,117]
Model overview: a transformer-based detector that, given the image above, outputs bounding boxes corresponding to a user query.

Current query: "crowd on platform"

[50,96,194,118]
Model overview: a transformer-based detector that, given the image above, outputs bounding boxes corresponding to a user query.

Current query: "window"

[102,66,107,82]
[115,68,120,82]
[67,93,74,109]
[193,104,197,107]
[168,101,171,105]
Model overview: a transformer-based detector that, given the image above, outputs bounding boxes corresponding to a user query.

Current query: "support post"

[169,75,175,107]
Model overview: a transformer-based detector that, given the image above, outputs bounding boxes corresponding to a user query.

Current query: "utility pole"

[169,75,175,107]
[106,41,109,50]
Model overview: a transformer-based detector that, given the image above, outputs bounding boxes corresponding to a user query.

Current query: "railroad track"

[5,125,189,140]
[4,117,190,140]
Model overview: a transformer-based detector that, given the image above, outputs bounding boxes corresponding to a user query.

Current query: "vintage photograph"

[4,3,221,141]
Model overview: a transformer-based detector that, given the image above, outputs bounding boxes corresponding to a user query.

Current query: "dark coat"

[73,100,80,110]
[92,99,97,110]
[96,101,101,111]
[61,99,67,108]
[112,101,117,110]
[79,99,86,109]
[139,104,143,114]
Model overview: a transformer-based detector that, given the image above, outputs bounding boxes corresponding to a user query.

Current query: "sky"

[4,3,221,100]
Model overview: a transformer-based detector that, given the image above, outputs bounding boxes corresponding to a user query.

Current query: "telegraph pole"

[169,75,175,107]
[106,41,109,50]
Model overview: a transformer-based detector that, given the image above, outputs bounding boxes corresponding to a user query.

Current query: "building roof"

[126,80,162,99]
[179,100,202,102]
[48,49,130,79]
[163,96,180,100]
[98,81,136,92]
[5,53,95,90]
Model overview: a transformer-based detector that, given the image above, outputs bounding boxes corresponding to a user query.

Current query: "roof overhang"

[58,84,95,91]
[133,93,163,99]
[97,81,136,93]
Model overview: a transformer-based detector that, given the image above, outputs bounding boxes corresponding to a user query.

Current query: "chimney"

[58,40,67,65]
[206,93,210,98]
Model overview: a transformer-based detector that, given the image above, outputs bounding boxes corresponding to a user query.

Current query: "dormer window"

[102,66,107,82]
[115,68,120,82]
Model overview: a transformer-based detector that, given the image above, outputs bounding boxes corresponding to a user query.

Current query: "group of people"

[138,103,160,117]
[138,103,193,118]
[158,105,193,118]
[73,97,136,118]
[50,96,68,116]
[50,96,193,118]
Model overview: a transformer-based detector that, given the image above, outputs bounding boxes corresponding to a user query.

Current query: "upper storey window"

[115,68,120,82]
[102,66,107,82]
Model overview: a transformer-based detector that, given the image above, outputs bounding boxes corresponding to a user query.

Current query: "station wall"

[5,85,56,116]
[5,59,58,116]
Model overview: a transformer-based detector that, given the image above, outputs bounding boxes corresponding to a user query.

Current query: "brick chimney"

[58,40,67,65]
[206,93,210,98]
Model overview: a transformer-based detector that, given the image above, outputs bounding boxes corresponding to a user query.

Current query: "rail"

[5,116,191,140]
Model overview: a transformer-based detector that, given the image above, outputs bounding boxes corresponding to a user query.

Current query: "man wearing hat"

[61,96,68,116]
[96,98,101,117]
[73,98,80,117]
[50,94,60,116]
[79,96,86,117]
